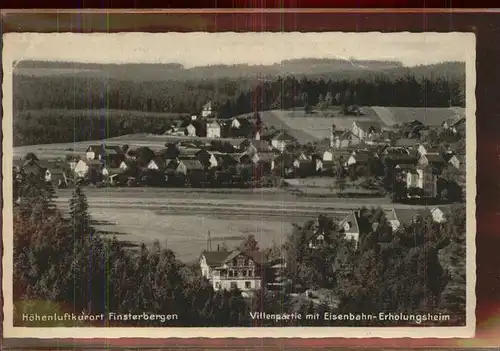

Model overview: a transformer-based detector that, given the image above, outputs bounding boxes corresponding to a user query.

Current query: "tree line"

[14,167,466,327]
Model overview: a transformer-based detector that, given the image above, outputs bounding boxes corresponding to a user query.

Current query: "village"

[13,98,466,298]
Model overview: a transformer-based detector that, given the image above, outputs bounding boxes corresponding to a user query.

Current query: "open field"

[52,188,452,261]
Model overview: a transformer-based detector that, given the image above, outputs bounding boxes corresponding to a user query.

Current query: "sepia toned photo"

[2,31,476,338]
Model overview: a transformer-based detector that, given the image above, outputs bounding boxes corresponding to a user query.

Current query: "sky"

[4,32,472,68]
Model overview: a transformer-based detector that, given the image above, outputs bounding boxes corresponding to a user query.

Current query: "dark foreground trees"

[13,176,466,327]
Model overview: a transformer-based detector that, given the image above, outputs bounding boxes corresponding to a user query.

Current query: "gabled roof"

[149,156,167,169]
[339,211,360,234]
[201,251,232,267]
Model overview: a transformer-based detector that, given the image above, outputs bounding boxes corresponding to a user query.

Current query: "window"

[245,281,251,289]
[230,282,237,290]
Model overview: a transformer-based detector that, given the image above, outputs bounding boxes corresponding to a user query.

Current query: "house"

[200,250,267,292]
[74,159,91,178]
[147,157,168,171]
[442,115,465,133]
[191,115,198,121]
[307,230,328,250]
[321,148,352,163]
[85,144,124,165]
[406,166,439,198]
[418,153,445,169]
[417,144,440,157]
[206,121,221,138]
[186,123,197,137]
[119,159,138,173]
[330,129,361,149]
[383,209,401,231]
[351,121,382,140]
[447,154,463,169]
[231,117,249,130]
[338,211,360,246]
[271,132,297,152]
[196,149,218,169]
[430,207,447,223]
[201,101,213,118]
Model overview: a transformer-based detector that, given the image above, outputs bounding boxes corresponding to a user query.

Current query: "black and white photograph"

[2,32,476,338]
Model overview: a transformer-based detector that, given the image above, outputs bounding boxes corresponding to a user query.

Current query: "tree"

[24,152,39,162]
[240,234,259,251]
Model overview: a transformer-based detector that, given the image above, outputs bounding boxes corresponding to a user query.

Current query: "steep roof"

[202,251,232,267]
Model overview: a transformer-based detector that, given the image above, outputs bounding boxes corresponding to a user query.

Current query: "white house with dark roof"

[406,166,438,198]
[383,208,401,231]
[206,121,221,138]
[271,131,297,152]
[186,123,197,137]
[200,250,267,292]
[338,211,361,246]
[201,101,213,118]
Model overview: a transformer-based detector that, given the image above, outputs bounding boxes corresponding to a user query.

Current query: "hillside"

[11,59,465,82]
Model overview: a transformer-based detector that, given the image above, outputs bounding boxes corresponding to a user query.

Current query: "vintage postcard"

[2,31,476,338]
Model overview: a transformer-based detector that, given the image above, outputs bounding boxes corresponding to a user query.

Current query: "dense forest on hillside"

[13,62,465,146]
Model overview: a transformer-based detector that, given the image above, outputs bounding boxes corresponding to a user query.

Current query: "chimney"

[329,127,334,148]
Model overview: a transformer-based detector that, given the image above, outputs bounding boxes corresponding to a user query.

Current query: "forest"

[13,170,466,327]
[13,61,465,146]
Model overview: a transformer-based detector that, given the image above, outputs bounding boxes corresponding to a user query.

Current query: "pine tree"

[69,185,91,240]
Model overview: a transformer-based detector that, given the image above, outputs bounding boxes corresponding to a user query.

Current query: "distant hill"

[14,58,411,81]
